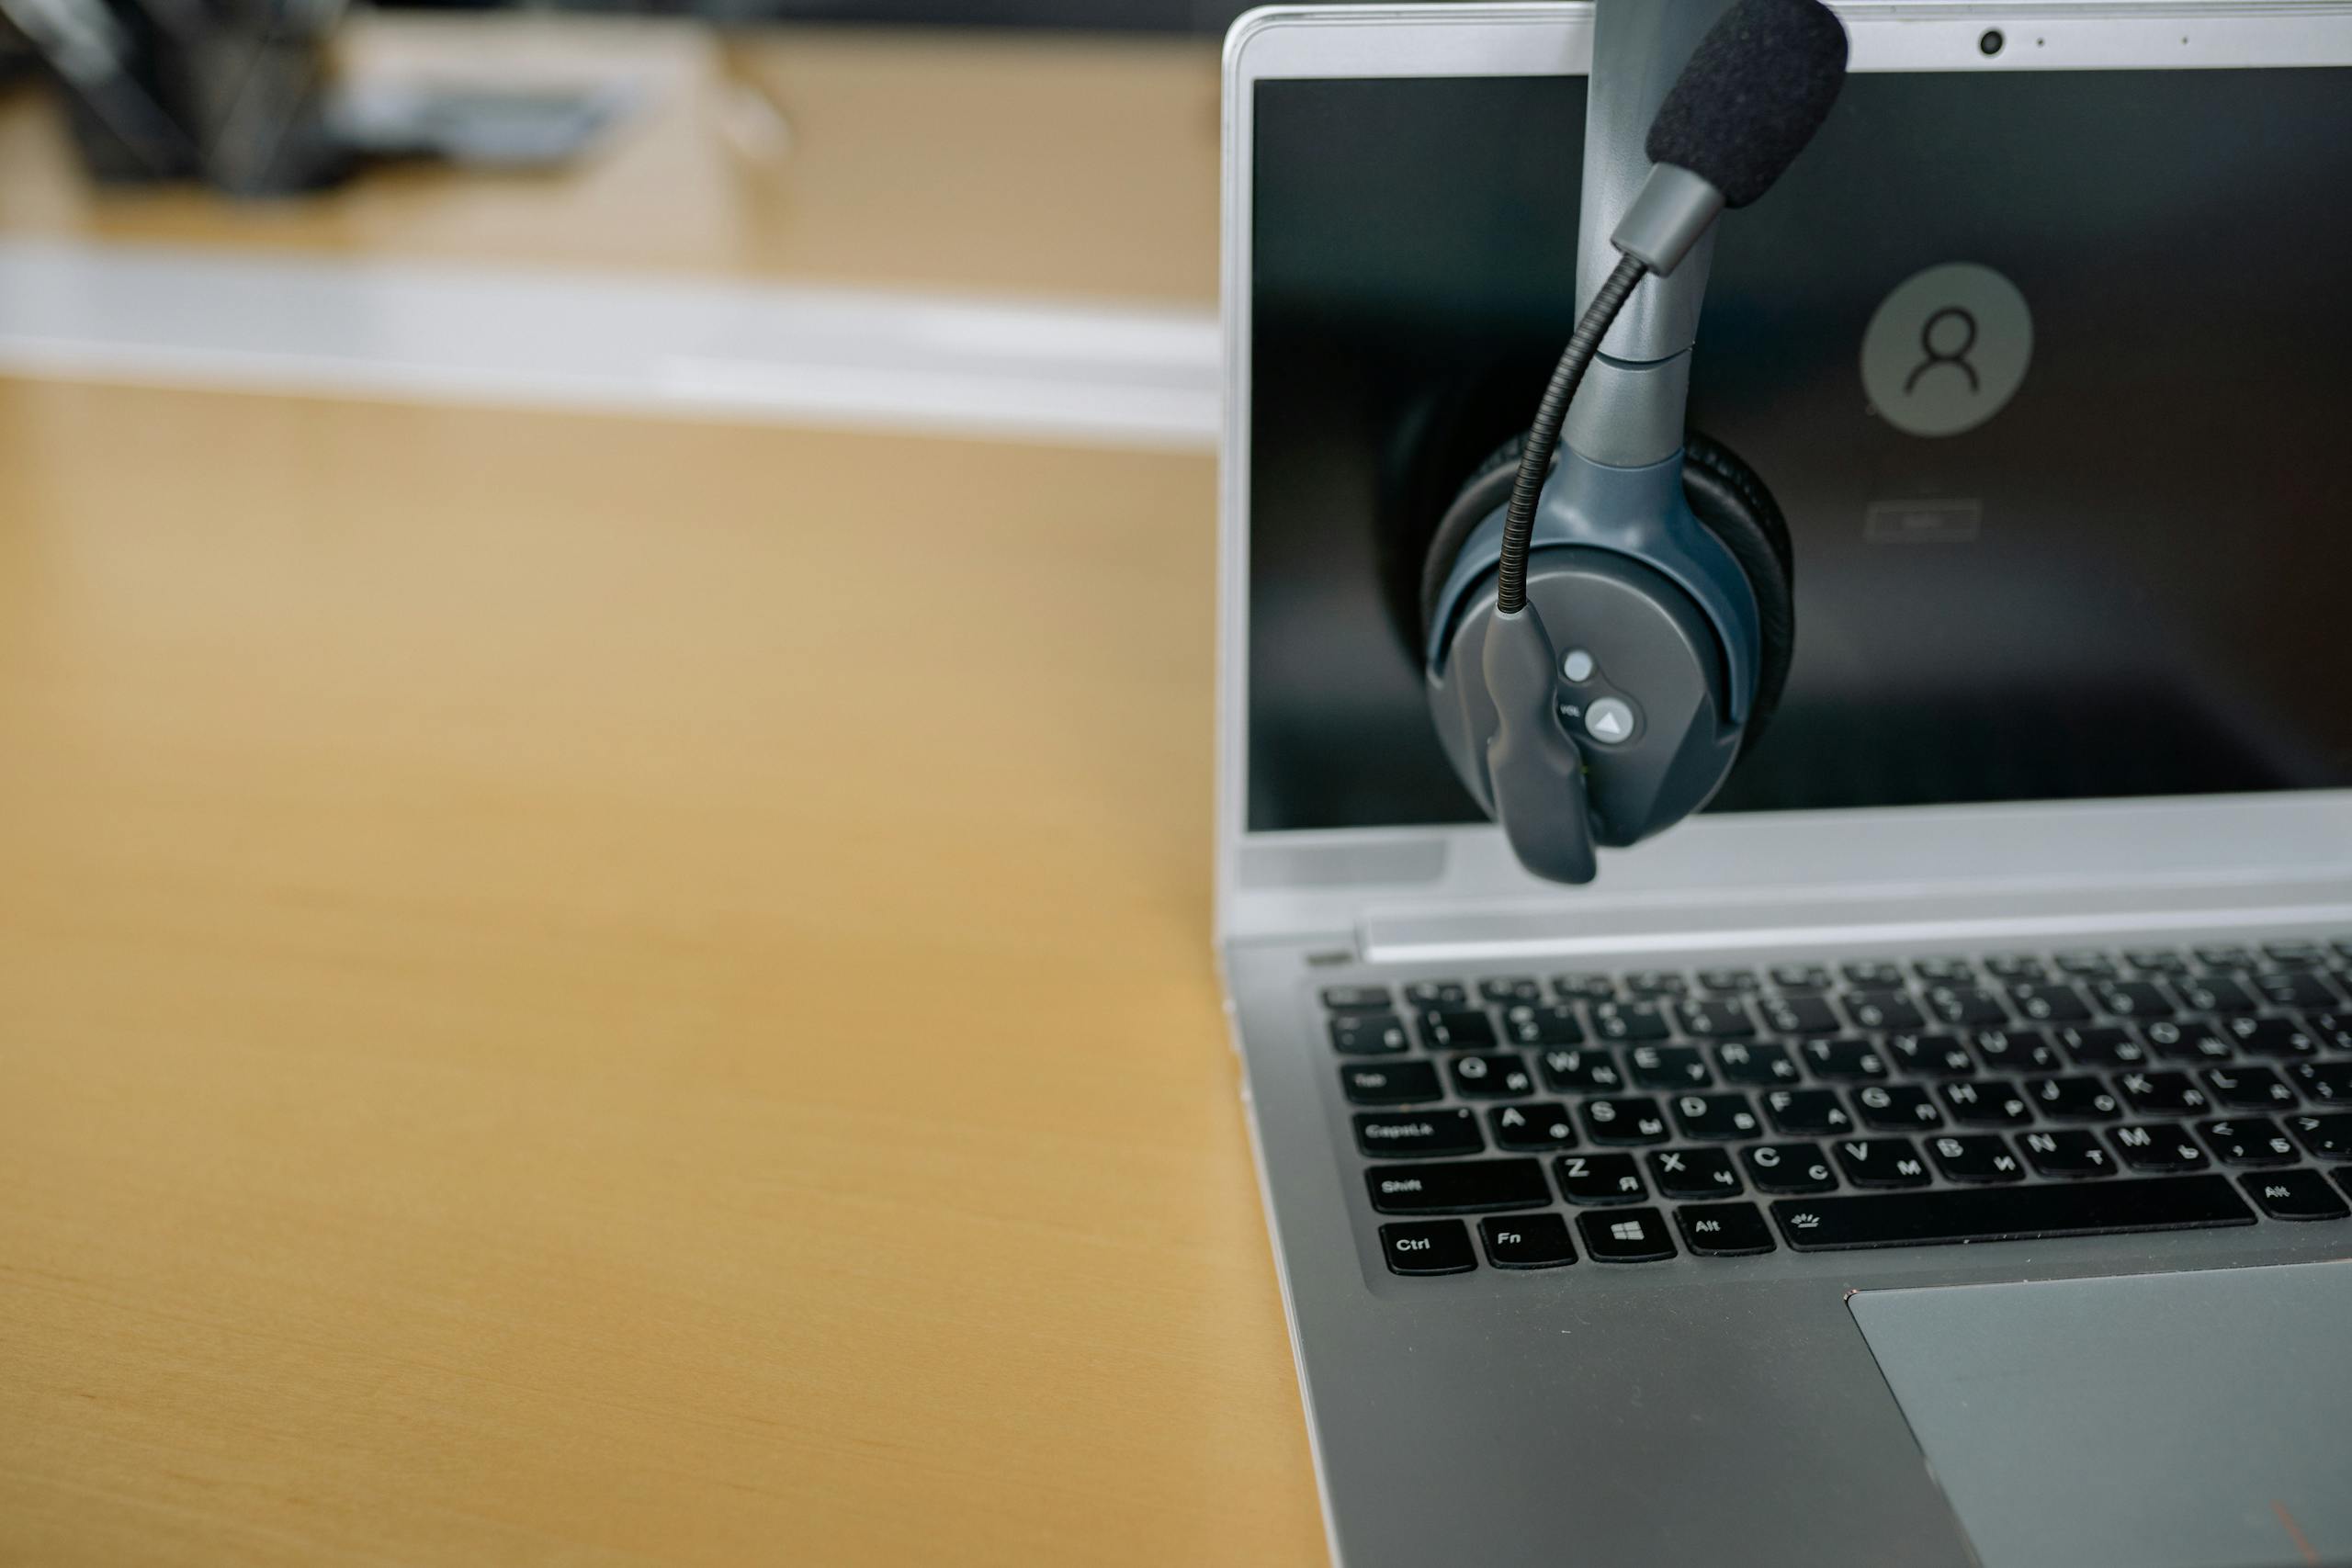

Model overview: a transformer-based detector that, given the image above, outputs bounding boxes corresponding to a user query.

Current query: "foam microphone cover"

[1644,0,1849,209]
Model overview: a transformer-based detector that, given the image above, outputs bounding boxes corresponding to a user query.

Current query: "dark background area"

[1247,67,2352,832]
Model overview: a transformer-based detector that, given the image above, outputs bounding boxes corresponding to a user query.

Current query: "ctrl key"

[1380,1220,1476,1276]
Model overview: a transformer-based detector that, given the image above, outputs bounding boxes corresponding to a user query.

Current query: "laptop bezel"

[1217,0,2352,949]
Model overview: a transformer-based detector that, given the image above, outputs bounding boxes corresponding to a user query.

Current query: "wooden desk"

[0,379,1324,1563]
[0,17,1222,303]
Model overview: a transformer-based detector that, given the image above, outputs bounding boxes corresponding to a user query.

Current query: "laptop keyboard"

[1321,942,2352,1275]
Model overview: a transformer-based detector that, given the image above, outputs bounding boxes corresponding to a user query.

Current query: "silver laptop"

[1216,6,2352,1565]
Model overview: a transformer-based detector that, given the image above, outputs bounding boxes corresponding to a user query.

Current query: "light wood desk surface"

[0,378,1324,1563]
[0,17,1223,303]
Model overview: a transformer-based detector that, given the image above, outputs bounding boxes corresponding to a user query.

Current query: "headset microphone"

[1424,0,1848,884]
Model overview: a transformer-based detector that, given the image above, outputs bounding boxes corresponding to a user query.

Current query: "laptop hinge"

[1357,874,2352,964]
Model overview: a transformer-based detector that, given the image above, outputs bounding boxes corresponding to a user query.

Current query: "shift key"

[1366,1158,1550,1213]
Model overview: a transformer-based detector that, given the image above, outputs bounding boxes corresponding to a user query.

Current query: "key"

[2090,981,2172,1020]
[1499,1004,1586,1046]
[2054,950,2120,979]
[2007,983,2091,1023]
[1553,972,1616,1002]
[1764,1089,1853,1136]
[1833,1136,1930,1189]
[1404,980,1468,1009]
[2141,1019,2235,1062]
[1647,1146,1743,1199]
[2056,1026,2145,1067]
[2020,1128,2114,1179]
[1555,1152,1646,1205]
[1854,1083,1944,1131]
[1768,963,1833,992]
[1697,967,1762,993]
[1802,1038,1888,1081]
[1670,1091,1761,1141]
[1920,987,2008,1027]
[1972,1029,2059,1074]
[2024,1075,2121,1121]
[2305,1013,2352,1051]
[1939,1078,2033,1127]
[2123,947,2188,974]
[1882,1033,1977,1077]
[1380,1220,1476,1275]
[2263,940,2326,967]
[1928,1133,2024,1184]
[1676,1201,1776,1256]
[1623,969,1689,997]
[1839,960,1904,989]
[1910,956,1979,985]
[1983,953,2049,982]
[1675,998,1756,1039]
[2196,1118,2299,1166]
[1478,976,1544,1006]
[1842,991,1926,1032]
[1588,1000,1670,1043]
[2171,975,2259,1014]
[1321,985,1392,1012]
[1577,1206,1677,1262]
[2202,1066,2298,1111]
[2115,1069,2209,1116]
[2254,971,2340,1010]
[2109,1122,2211,1172]
[1365,1159,1550,1214]
[1538,1047,1624,1093]
[1353,1110,1483,1158]
[1713,1041,1802,1086]
[1489,1101,1578,1152]
[1628,1044,1713,1090]
[2191,944,2256,970]
[1448,1052,1533,1099]
[2290,1061,2352,1101]
[2227,1017,2320,1058]
[1757,995,1841,1035]
[1480,1213,1578,1269]
[1340,1061,1442,1104]
[1419,1009,1498,1050]
[1771,1175,2254,1251]
[1581,1096,1669,1145]
[1330,1014,1410,1055]
[1742,1140,1838,1193]
[2240,1168,2350,1222]
[2286,1111,2352,1160]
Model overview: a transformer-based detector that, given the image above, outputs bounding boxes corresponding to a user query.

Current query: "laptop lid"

[1217,2,2352,952]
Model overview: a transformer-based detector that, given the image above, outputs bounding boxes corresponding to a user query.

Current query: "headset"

[1419,0,1848,885]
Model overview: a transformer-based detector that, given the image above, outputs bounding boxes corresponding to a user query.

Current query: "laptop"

[1216,6,2352,1565]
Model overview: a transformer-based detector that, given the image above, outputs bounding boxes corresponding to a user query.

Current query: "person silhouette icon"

[1904,306,1981,394]
[1861,264,2033,437]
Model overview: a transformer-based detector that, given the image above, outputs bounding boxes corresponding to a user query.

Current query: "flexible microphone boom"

[1476,0,1847,884]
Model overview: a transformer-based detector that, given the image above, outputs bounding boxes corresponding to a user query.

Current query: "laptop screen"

[1246,66,2352,834]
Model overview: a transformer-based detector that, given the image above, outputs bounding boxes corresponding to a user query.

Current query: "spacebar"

[1771,1176,2255,1251]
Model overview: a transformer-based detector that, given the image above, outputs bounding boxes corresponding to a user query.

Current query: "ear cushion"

[1419,430,1795,750]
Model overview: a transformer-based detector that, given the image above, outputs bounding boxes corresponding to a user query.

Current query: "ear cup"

[1419,429,1795,750]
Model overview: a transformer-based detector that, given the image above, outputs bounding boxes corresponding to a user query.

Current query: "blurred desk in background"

[0,15,1221,302]
[0,17,1317,1566]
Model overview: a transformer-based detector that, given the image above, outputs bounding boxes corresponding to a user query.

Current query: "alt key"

[1379,1219,1476,1275]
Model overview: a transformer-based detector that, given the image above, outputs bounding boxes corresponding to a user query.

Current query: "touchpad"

[1850,1261,2352,1568]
